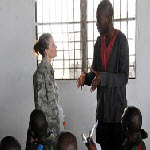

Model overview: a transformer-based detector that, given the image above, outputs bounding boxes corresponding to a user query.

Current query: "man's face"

[96,10,109,36]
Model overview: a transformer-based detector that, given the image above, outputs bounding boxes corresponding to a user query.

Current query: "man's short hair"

[57,131,77,150]
[97,0,114,17]
[30,109,47,141]
[122,106,142,135]
[0,136,21,150]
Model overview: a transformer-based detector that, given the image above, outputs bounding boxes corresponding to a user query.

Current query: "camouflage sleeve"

[33,70,60,135]
[33,72,48,114]
[45,72,60,135]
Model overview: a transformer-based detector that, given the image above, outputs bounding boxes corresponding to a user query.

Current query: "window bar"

[35,18,135,26]
[55,41,81,44]
[35,0,38,67]
[81,0,88,72]
[134,0,136,79]
[113,0,114,23]
[120,0,121,30]
[92,0,95,69]
[60,0,65,78]
[127,0,128,39]
[48,0,52,33]
[55,0,56,23]
[42,0,43,33]
[67,0,70,78]
[36,21,81,26]
[35,1,38,39]
[73,0,75,79]
[85,17,135,24]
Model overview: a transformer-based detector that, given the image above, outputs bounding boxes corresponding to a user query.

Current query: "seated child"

[85,106,148,150]
[0,136,21,150]
[121,106,147,150]
[57,131,77,150]
[26,109,57,150]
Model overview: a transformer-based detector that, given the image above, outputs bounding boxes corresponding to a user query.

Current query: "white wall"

[57,80,97,150]
[0,0,150,150]
[0,0,35,149]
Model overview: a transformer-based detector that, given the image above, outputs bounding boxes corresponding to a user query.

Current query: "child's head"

[30,109,48,142]
[57,131,77,150]
[0,136,21,150]
[121,106,142,137]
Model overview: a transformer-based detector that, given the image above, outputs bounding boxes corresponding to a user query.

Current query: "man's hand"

[90,71,101,92]
[77,72,86,89]
[85,138,96,150]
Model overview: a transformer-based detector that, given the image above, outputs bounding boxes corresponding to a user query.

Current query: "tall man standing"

[77,0,129,150]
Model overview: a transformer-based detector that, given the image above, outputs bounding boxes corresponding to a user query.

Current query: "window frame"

[35,0,136,79]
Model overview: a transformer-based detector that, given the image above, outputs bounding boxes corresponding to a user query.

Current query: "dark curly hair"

[0,136,21,150]
[57,131,77,150]
[30,109,48,142]
[34,33,51,57]
[122,106,142,135]
[97,0,114,18]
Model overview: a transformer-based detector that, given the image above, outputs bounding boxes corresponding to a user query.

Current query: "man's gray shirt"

[85,30,129,123]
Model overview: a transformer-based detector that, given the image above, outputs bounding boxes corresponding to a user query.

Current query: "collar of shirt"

[42,58,54,73]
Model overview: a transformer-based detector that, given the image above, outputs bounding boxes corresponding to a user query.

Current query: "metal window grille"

[35,0,136,79]
[35,0,81,79]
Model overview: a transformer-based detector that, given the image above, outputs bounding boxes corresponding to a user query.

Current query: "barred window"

[35,0,136,79]
[35,0,81,79]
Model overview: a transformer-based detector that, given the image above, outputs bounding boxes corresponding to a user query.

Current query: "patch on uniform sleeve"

[37,82,43,91]
[35,73,44,91]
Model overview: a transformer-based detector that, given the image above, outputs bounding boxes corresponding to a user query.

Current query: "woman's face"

[46,36,57,58]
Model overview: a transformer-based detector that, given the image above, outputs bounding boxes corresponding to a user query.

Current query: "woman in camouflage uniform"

[33,33,60,136]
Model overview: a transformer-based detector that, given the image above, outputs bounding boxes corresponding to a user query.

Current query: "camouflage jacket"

[33,58,60,136]
[26,134,57,150]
